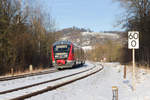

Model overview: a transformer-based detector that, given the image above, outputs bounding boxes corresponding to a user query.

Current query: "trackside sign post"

[128,31,139,49]
[128,31,139,91]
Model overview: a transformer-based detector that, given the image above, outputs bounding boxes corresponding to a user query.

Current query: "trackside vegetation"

[0,0,59,75]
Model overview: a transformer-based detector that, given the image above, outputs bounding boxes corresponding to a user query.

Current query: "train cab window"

[54,45,70,53]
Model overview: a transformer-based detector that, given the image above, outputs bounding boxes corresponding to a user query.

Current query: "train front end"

[51,41,75,69]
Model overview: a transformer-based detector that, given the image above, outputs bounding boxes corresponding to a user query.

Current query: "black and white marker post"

[128,31,139,91]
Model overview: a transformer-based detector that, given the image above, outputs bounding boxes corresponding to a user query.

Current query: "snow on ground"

[82,46,92,50]
[27,62,150,100]
[0,61,94,92]
[1,62,150,100]
[81,32,119,38]
[0,61,96,100]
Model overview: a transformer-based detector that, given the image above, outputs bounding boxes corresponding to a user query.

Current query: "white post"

[128,31,139,91]
[132,48,135,91]
[29,65,33,72]
[112,86,118,100]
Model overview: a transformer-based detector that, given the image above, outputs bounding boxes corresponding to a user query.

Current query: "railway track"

[0,64,103,100]
[0,68,58,81]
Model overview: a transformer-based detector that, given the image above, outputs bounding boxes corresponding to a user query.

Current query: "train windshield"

[53,45,70,53]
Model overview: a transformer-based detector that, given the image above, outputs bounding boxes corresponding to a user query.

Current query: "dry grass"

[0,67,50,78]
[126,64,150,84]
[126,64,150,74]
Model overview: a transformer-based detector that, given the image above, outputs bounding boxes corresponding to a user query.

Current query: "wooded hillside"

[0,0,58,75]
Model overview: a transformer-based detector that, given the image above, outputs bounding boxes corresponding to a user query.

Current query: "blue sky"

[38,0,124,32]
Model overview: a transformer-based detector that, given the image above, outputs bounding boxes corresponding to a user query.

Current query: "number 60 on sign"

[128,31,139,49]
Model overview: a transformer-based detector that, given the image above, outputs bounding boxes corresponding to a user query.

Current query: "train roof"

[53,41,72,46]
[53,41,83,49]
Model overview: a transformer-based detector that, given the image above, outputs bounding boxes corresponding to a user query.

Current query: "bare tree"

[0,0,57,75]
[114,0,150,65]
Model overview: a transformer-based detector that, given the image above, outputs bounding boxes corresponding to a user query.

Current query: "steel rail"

[0,68,57,81]
[10,64,103,100]
[0,65,96,94]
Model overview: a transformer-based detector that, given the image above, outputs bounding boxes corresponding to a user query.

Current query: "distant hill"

[57,26,92,36]
[57,27,125,50]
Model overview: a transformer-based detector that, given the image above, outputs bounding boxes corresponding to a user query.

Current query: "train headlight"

[65,54,68,57]
[55,55,58,58]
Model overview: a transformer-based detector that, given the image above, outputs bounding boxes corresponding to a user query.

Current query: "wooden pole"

[124,65,126,79]
[11,68,14,76]
[29,65,33,72]
[132,48,135,91]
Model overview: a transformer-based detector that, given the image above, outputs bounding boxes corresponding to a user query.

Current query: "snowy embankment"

[0,62,93,92]
[0,61,96,100]
[0,62,150,100]
[27,62,150,100]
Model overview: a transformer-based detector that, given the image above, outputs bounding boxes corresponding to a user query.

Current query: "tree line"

[87,40,122,62]
[115,0,150,66]
[0,0,58,75]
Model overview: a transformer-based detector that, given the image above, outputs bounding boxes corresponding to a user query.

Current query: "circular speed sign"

[128,31,139,49]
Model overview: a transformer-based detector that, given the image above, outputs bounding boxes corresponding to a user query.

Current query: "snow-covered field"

[28,62,150,100]
[0,61,96,100]
[81,32,119,38]
[0,62,150,100]
[82,46,92,50]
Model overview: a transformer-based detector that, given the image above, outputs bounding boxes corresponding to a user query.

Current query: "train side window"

[72,47,74,53]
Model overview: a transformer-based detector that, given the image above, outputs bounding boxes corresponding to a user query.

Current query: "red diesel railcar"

[51,41,85,69]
